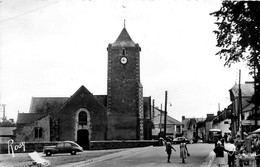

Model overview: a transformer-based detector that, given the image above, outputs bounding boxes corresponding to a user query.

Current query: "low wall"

[0,140,158,154]
[90,140,159,150]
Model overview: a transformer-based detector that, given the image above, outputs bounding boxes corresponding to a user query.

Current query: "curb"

[58,146,153,167]
[200,150,216,167]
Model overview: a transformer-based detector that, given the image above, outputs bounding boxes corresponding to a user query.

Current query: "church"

[14,26,153,149]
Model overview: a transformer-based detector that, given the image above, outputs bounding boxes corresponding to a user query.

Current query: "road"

[77,143,215,167]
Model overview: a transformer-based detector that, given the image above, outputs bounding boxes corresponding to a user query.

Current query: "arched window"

[79,111,88,125]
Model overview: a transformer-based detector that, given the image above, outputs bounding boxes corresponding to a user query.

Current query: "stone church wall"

[15,116,50,142]
[57,87,107,141]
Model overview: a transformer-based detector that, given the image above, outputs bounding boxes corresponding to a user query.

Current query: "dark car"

[172,137,190,144]
[43,141,83,156]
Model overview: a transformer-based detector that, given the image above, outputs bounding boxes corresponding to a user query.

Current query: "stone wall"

[0,140,158,154]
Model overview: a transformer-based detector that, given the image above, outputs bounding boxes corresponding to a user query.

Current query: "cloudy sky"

[0,0,253,121]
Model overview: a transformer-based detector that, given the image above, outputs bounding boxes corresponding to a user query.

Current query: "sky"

[0,0,253,122]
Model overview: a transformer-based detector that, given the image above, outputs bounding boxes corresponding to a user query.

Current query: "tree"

[210,1,260,70]
[0,119,16,127]
[211,1,260,125]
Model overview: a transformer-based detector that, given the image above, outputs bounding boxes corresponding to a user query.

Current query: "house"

[229,81,257,138]
[204,114,216,142]
[152,107,182,139]
[14,26,153,149]
[212,106,232,137]
[181,116,206,141]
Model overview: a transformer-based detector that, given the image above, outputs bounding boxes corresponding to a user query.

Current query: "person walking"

[214,141,229,167]
[165,138,176,163]
[180,139,189,163]
[226,139,236,167]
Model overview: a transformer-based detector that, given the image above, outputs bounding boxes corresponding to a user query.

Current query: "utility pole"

[1,104,6,121]
[159,103,162,134]
[152,99,155,118]
[254,51,258,129]
[164,91,168,139]
[238,70,243,138]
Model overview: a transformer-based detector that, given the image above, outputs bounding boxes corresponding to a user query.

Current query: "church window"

[122,49,126,56]
[79,111,88,125]
[34,127,43,139]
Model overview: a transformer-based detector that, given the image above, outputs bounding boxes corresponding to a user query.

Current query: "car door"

[64,142,72,153]
[56,142,65,153]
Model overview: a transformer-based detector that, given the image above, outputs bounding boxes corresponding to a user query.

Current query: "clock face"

[120,57,128,64]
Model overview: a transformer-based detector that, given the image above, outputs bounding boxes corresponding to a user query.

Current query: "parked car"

[43,141,83,156]
[172,137,190,144]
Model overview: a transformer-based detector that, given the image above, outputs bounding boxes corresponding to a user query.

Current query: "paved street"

[61,143,215,167]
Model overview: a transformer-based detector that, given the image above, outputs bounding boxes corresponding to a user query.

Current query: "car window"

[64,143,71,147]
[57,143,63,147]
[71,143,78,147]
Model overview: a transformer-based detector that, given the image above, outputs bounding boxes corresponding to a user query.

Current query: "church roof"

[112,28,136,47]
[29,97,68,114]
[16,113,46,125]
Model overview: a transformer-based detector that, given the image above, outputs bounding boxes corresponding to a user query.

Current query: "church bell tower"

[107,26,144,140]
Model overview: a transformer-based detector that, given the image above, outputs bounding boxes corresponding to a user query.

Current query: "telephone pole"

[238,70,243,138]
[164,91,168,139]
[254,51,258,129]
[159,103,162,134]
[1,104,6,121]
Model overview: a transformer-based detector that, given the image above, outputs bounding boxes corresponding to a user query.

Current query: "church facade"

[14,27,152,149]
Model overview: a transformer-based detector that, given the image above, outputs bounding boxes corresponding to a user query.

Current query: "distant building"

[182,116,206,140]
[212,106,232,137]
[152,107,182,139]
[14,26,153,149]
[204,114,216,142]
[0,127,15,143]
[229,82,256,138]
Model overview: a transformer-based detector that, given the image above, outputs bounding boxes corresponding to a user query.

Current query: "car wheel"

[46,151,52,156]
[71,150,76,155]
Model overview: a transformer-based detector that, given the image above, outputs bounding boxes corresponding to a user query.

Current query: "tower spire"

[124,19,126,28]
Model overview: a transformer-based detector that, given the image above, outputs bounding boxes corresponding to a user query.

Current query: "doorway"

[77,129,89,150]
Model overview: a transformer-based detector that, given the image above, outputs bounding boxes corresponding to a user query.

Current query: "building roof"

[229,82,254,100]
[16,113,46,125]
[29,97,68,114]
[153,113,182,125]
[112,28,136,47]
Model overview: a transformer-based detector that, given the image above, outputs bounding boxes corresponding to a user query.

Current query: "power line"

[1,1,59,23]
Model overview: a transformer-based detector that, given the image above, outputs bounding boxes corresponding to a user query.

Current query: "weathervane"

[123,2,126,28]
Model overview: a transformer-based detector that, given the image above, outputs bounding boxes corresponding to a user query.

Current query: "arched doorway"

[77,129,89,150]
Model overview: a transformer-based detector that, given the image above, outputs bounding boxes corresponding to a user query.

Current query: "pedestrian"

[213,141,228,167]
[255,138,260,167]
[227,134,231,143]
[226,139,236,167]
[165,138,176,163]
[180,139,189,163]
[224,133,228,143]
[221,137,225,147]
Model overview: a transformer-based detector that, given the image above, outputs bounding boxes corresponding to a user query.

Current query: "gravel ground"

[0,149,126,167]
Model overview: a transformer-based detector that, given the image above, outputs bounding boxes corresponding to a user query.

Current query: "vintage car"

[172,137,190,144]
[43,141,83,156]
